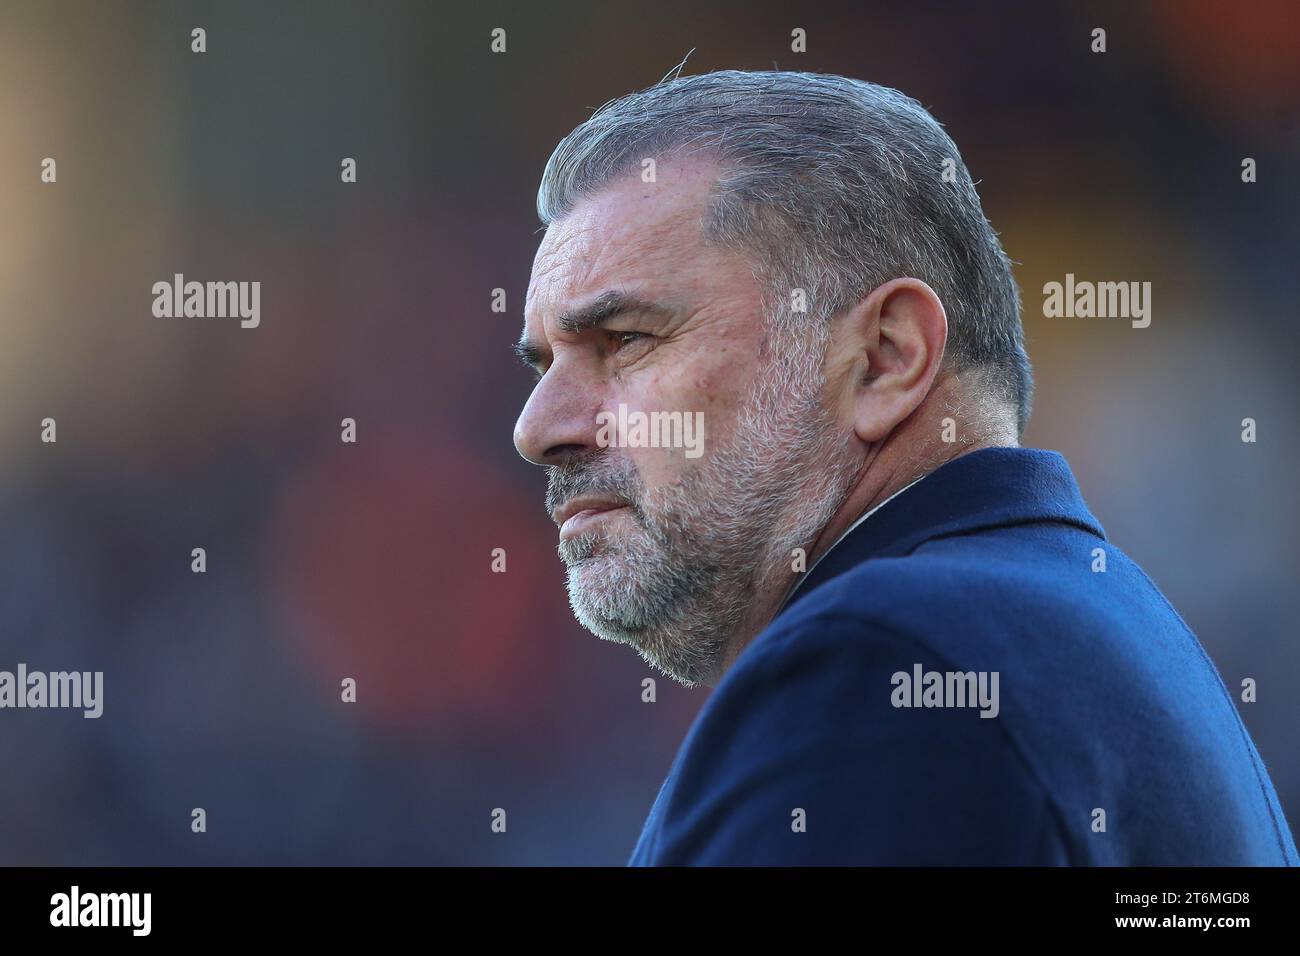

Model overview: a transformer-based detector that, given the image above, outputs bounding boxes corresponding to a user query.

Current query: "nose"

[513,367,600,467]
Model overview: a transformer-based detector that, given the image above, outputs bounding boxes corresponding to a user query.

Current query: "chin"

[569,597,644,645]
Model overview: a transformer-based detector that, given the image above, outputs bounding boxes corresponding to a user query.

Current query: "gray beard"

[551,347,862,687]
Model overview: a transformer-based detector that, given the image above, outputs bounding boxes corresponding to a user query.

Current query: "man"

[512,70,1297,865]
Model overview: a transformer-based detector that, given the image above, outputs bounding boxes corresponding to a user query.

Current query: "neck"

[712,375,1019,682]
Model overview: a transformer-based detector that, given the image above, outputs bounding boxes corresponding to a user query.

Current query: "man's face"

[514,157,861,686]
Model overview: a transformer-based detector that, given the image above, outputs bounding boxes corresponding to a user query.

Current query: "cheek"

[614,370,744,489]
[690,359,753,432]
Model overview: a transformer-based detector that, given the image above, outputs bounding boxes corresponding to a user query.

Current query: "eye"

[614,331,650,349]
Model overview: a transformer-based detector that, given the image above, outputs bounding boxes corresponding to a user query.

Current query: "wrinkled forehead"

[525,159,723,322]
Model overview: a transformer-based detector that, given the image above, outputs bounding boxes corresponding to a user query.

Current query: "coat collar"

[779,446,1106,616]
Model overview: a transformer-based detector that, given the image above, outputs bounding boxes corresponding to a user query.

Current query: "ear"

[843,277,948,444]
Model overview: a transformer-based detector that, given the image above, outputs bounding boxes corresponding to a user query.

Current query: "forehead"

[525,157,726,321]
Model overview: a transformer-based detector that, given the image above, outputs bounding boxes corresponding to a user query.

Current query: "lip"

[553,496,630,538]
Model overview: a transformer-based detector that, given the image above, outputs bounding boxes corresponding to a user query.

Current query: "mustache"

[545,451,646,523]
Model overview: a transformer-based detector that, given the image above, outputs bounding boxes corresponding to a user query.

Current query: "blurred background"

[0,0,1296,864]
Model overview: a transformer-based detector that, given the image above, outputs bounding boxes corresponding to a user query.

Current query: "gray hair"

[536,69,1033,433]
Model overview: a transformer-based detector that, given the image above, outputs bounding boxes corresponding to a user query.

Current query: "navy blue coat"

[628,447,1297,865]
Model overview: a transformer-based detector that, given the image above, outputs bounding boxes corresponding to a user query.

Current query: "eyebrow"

[513,290,672,374]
